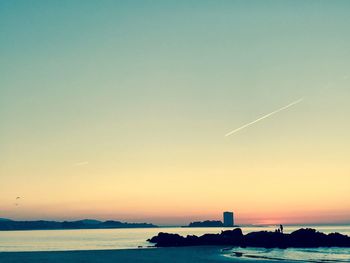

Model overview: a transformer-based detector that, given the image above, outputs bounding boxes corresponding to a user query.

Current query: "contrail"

[74,161,89,166]
[225,97,304,137]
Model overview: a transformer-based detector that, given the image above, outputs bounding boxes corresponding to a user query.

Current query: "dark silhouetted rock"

[149,228,244,247]
[147,233,186,246]
[288,228,327,247]
[244,231,287,248]
[148,228,350,249]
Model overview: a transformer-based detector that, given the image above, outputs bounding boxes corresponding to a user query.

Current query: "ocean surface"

[0,225,349,262]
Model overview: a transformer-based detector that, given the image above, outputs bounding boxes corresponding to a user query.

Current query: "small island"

[186,220,224,227]
[0,219,158,231]
[186,211,237,228]
[148,228,350,248]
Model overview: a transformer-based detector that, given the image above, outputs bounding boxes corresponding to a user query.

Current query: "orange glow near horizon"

[2,141,350,225]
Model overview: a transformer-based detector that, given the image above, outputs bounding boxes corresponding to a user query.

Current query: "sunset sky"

[1,0,350,225]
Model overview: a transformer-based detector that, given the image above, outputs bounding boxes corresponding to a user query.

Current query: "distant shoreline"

[0,226,160,232]
[1,223,349,232]
[0,219,158,231]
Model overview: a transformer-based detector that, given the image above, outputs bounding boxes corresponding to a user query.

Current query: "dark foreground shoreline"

[0,247,298,263]
[148,228,350,248]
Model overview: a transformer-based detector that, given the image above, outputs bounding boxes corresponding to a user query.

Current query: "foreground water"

[0,225,349,262]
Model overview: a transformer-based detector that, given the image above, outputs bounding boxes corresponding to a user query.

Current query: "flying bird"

[225,98,304,137]
[14,196,22,206]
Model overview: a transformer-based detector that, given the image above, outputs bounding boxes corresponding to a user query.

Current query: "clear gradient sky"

[1,0,350,225]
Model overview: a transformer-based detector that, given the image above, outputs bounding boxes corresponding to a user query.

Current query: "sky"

[1,0,350,225]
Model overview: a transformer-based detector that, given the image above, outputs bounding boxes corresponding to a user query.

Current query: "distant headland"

[0,219,158,231]
[148,228,350,248]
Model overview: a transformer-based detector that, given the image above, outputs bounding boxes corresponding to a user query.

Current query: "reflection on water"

[0,225,349,262]
[226,247,350,262]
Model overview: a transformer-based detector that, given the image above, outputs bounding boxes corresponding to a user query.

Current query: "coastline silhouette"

[148,228,350,248]
[0,219,157,231]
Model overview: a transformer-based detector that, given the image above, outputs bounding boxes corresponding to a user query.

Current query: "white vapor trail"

[74,161,89,166]
[225,98,304,137]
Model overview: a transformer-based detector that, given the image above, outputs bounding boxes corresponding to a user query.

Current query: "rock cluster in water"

[148,228,350,248]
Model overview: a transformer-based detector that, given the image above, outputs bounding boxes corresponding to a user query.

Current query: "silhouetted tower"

[223,211,234,227]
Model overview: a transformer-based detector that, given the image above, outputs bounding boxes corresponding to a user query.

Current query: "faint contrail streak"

[74,161,89,166]
[225,97,304,137]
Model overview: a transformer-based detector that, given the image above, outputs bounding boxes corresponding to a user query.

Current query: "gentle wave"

[225,247,350,263]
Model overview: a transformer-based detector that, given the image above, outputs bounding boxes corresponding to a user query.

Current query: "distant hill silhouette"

[148,228,350,248]
[0,219,157,231]
[187,220,224,227]
[77,219,101,225]
[0,218,12,222]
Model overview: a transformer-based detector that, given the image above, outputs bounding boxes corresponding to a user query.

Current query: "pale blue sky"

[1,1,350,224]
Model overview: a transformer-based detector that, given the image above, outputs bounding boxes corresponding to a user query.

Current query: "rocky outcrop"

[148,228,350,248]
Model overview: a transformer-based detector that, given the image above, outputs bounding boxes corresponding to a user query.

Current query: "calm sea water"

[0,225,349,262]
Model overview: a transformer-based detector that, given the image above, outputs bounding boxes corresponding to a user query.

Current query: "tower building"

[223,211,234,227]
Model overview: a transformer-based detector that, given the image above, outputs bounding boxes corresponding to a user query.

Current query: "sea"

[0,225,349,262]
